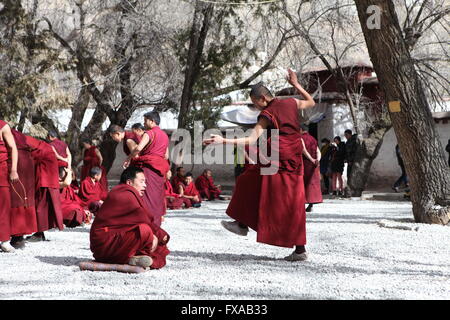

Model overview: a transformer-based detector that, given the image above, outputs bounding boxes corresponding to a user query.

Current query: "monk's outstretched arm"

[204,117,270,146]
[287,69,315,110]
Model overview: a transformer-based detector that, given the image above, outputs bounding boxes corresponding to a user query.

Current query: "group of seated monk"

[164,167,222,210]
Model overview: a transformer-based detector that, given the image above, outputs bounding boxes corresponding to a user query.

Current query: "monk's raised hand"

[287,68,299,87]
[123,160,130,169]
[9,170,19,182]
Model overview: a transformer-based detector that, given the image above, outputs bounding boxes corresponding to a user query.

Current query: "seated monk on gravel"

[90,167,170,269]
[178,172,202,208]
[59,167,91,227]
[195,169,221,201]
[78,166,107,214]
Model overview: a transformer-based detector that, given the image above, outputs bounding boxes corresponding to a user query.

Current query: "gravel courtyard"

[0,198,448,300]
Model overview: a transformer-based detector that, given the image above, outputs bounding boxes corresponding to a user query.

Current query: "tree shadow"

[170,250,278,262]
[36,256,88,267]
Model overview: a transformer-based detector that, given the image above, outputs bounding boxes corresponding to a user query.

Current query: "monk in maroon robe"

[48,131,71,169]
[59,167,90,227]
[165,170,189,209]
[25,135,64,241]
[80,140,108,192]
[125,111,170,227]
[0,120,19,253]
[9,129,37,249]
[171,167,185,192]
[300,126,323,212]
[78,166,107,214]
[204,70,316,261]
[178,173,202,208]
[90,167,170,269]
[195,169,221,200]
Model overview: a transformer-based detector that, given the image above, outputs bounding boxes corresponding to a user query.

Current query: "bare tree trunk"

[178,1,214,129]
[346,119,391,196]
[66,86,90,167]
[354,0,450,224]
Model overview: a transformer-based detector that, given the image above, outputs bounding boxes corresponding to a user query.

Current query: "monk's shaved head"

[249,83,273,99]
[108,125,124,134]
[120,167,144,184]
[90,166,102,178]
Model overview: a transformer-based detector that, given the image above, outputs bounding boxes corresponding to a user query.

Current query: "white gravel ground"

[0,198,449,300]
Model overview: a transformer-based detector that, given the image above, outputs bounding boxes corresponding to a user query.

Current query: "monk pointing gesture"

[204,68,317,261]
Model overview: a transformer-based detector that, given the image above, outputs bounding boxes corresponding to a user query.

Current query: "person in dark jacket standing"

[330,136,346,197]
[392,144,408,192]
[344,129,358,180]
[319,138,332,194]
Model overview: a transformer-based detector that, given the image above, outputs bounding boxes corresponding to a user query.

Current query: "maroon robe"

[49,138,69,168]
[171,175,185,193]
[0,120,11,241]
[78,177,107,213]
[60,185,87,228]
[9,130,37,236]
[90,184,170,269]
[195,174,221,200]
[80,146,108,192]
[226,98,306,248]
[123,131,141,156]
[181,182,202,208]
[26,135,64,232]
[130,127,169,227]
[165,179,189,209]
[302,132,323,204]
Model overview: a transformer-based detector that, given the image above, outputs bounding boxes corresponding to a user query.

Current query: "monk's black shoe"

[26,232,46,242]
[10,236,26,249]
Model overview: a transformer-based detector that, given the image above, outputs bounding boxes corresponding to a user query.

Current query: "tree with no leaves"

[354,0,450,225]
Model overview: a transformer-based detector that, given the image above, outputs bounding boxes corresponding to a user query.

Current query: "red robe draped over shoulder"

[60,185,86,228]
[25,135,64,232]
[78,177,107,208]
[0,120,11,241]
[302,132,323,204]
[90,184,170,269]
[165,179,188,210]
[130,127,169,227]
[50,138,69,168]
[226,98,307,248]
[123,131,141,156]
[81,146,108,192]
[9,130,37,236]
[195,175,221,200]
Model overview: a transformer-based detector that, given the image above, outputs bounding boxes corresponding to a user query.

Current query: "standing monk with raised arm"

[204,69,316,261]
[125,111,170,227]
[48,131,72,169]
[0,120,19,252]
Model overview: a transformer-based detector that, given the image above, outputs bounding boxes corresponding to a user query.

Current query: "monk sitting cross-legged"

[165,170,190,210]
[78,166,108,214]
[178,172,201,208]
[195,169,221,201]
[59,167,91,228]
[90,167,170,269]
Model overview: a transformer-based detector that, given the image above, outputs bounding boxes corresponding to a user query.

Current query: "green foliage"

[173,3,257,130]
[0,0,71,122]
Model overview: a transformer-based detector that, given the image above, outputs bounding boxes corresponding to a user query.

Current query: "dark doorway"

[308,122,318,140]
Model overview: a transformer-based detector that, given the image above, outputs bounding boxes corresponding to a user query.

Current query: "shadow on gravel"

[36,256,87,267]
[170,250,277,262]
